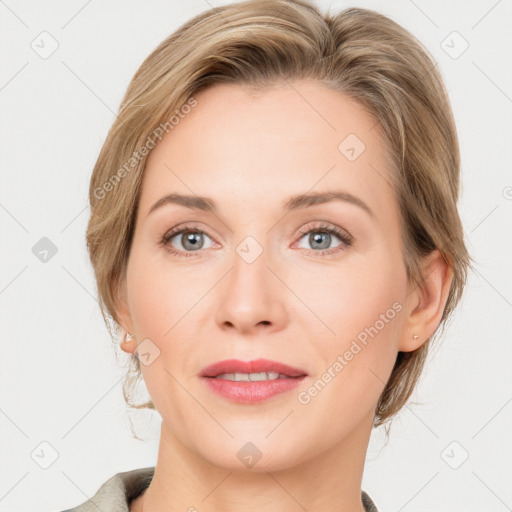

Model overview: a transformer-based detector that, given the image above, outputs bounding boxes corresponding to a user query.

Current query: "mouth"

[199,358,308,380]
[210,371,298,381]
[200,359,307,405]
[199,359,308,403]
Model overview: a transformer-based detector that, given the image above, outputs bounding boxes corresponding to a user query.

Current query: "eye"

[161,225,216,257]
[160,222,353,258]
[295,223,353,256]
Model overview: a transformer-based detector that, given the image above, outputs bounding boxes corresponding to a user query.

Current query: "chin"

[188,430,312,473]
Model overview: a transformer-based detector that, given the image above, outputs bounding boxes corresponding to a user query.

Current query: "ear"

[399,249,454,352]
[113,274,137,355]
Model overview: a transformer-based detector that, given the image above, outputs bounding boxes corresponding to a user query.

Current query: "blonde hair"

[86,0,472,430]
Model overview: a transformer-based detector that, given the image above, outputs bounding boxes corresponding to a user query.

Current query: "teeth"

[214,371,291,381]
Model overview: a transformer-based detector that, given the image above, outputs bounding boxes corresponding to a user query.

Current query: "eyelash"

[160,222,353,258]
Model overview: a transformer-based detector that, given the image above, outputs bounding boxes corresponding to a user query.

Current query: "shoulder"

[56,467,155,512]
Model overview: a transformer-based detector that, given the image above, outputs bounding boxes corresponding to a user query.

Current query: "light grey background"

[1,1,511,511]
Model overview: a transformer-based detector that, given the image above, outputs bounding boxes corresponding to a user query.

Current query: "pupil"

[311,232,330,250]
[183,232,202,250]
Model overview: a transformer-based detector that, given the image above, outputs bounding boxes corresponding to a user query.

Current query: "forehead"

[139,80,396,222]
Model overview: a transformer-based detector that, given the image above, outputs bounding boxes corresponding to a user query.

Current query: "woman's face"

[119,79,417,470]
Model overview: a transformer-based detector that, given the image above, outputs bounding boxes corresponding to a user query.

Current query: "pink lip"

[199,359,308,404]
[199,358,308,378]
[202,376,306,403]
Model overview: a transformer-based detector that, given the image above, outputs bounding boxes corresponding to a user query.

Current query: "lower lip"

[202,376,307,403]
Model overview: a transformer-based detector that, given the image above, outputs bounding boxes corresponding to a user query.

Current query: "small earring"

[119,329,138,355]
[118,328,134,346]
[412,334,419,340]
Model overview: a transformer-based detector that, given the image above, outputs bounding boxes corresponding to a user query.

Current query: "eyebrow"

[147,190,375,219]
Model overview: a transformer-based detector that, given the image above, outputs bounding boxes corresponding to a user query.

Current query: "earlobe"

[118,327,138,355]
[399,249,454,352]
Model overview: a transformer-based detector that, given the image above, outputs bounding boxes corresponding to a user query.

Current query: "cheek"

[292,269,404,425]
[126,245,202,337]
[127,260,169,338]
[305,249,405,378]
[125,248,211,383]
[125,251,199,416]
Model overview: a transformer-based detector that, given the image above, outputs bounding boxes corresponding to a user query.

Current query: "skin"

[116,79,453,512]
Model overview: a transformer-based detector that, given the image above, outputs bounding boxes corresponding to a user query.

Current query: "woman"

[63,0,471,510]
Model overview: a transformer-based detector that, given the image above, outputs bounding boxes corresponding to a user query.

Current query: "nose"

[214,245,288,336]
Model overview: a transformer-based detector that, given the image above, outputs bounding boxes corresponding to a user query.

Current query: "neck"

[133,410,374,512]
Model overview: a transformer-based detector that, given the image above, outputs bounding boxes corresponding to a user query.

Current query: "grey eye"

[169,230,214,252]
[297,230,343,251]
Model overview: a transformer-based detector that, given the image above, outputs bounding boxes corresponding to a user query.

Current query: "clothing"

[58,466,379,512]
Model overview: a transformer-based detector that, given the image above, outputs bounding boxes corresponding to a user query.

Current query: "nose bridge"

[215,232,286,333]
[230,233,273,307]
[233,234,269,287]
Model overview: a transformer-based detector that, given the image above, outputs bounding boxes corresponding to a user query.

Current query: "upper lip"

[200,358,308,378]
